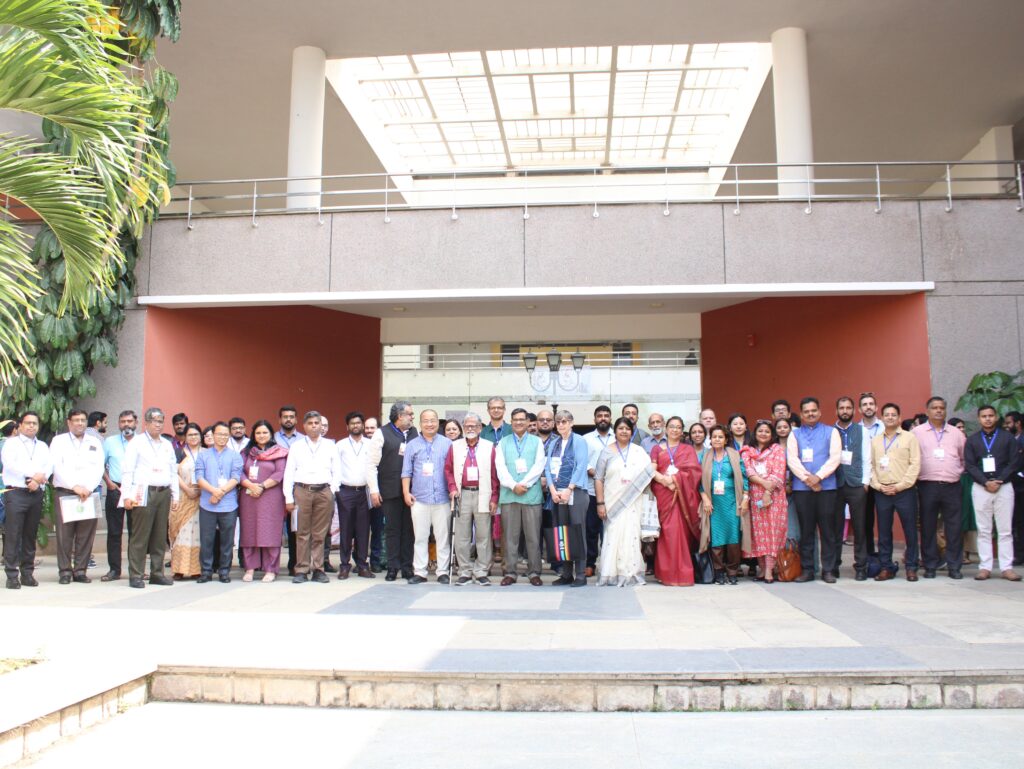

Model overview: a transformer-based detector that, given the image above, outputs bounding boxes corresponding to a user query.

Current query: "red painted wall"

[700,293,932,423]
[142,306,381,430]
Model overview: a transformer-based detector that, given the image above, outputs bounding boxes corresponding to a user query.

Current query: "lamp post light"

[523,348,585,397]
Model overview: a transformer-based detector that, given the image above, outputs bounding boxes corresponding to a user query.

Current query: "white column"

[287,46,326,211]
[771,28,814,199]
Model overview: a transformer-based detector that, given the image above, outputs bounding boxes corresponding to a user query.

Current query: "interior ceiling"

[157,0,1024,185]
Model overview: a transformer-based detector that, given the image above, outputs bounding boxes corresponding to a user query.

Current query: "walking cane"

[449,495,458,586]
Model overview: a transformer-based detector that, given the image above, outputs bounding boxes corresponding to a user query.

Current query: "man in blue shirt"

[100,410,137,581]
[195,421,243,583]
[401,410,453,584]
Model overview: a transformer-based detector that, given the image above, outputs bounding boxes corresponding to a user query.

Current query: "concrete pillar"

[771,28,814,199]
[287,46,326,211]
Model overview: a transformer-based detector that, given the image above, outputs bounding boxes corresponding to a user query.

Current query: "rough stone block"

[152,674,201,702]
[691,686,722,712]
[119,681,147,709]
[816,686,851,710]
[851,684,909,710]
[436,682,499,711]
[101,690,118,719]
[500,682,594,712]
[201,676,233,704]
[319,680,348,708]
[263,678,317,707]
[347,682,375,708]
[724,685,783,711]
[0,727,24,767]
[910,684,942,709]
[80,695,105,728]
[976,684,1024,709]
[232,677,262,705]
[596,685,654,712]
[781,686,815,710]
[23,714,60,755]
[59,705,81,738]
[373,682,434,710]
[655,686,691,712]
[943,684,975,709]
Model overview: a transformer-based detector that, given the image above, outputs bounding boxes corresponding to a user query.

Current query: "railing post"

[1017,162,1023,212]
[592,168,600,218]
[317,186,324,226]
[451,171,458,221]
[384,174,391,223]
[663,166,670,216]
[874,164,882,214]
[733,165,740,215]
[186,185,194,230]
[523,169,530,220]
[945,164,953,213]
[804,164,812,214]
[251,181,259,228]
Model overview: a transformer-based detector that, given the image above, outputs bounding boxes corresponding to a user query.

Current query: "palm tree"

[0,0,166,386]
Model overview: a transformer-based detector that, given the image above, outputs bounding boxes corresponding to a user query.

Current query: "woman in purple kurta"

[238,421,288,582]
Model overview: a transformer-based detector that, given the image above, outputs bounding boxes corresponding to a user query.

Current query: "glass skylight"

[329,42,771,174]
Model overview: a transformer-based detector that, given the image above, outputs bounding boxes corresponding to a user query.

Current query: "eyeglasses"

[539,417,554,423]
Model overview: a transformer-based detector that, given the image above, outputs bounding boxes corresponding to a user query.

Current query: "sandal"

[242,570,255,582]
[261,572,276,583]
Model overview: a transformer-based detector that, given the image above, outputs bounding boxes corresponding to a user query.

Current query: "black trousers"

[1013,478,1024,563]
[337,486,370,570]
[3,487,44,579]
[286,518,297,574]
[864,487,878,556]
[794,489,838,576]
[369,504,385,566]
[876,487,919,571]
[554,489,588,579]
[382,495,414,573]
[104,486,131,574]
[200,508,238,576]
[834,484,868,571]
[918,480,964,570]
[585,494,603,569]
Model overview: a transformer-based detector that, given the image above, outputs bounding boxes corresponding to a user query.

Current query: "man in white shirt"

[583,405,614,577]
[283,410,340,583]
[1,412,53,589]
[51,409,106,584]
[120,407,180,589]
[336,411,374,579]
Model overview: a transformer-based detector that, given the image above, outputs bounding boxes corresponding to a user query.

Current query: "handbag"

[692,550,714,584]
[775,538,802,582]
[543,503,583,562]
[640,492,660,541]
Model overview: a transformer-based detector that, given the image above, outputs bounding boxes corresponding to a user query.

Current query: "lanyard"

[466,443,477,466]
[930,425,946,446]
[390,423,405,441]
[836,424,850,449]
[492,425,504,442]
[617,442,630,465]
[145,435,165,464]
[596,431,611,448]
[883,433,900,454]
[348,437,363,457]
[666,443,679,465]
[20,436,37,462]
[713,450,727,481]
[185,446,197,465]
[982,429,998,455]
[305,437,322,459]
[513,433,527,457]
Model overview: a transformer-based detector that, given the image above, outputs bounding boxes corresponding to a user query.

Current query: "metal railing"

[167,160,1024,229]
[383,346,701,371]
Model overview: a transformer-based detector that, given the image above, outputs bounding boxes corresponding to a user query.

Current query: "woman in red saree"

[650,416,703,585]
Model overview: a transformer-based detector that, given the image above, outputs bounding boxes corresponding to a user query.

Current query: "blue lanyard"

[513,433,527,457]
[617,442,630,465]
[982,429,998,454]
[837,424,850,449]
[666,443,678,465]
[930,425,945,446]
[883,433,900,454]
[390,423,405,441]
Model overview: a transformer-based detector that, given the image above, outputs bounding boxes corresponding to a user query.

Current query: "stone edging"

[151,667,1024,712]
[0,677,148,767]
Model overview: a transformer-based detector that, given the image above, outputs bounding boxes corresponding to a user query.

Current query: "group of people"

[1,393,1022,590]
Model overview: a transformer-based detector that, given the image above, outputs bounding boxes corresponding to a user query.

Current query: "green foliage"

[955,370,1024,417]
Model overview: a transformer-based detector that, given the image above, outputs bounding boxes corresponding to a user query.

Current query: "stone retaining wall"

[151,667,1024,713]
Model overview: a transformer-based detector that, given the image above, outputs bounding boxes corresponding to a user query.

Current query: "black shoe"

[794,572,814,583]
[714,572,726,585]
[437,574,450,585]
[949,568,963,580]
[20,575,38,587]
[855,570,867,581]
[726,574,739,585]
[323,562,337,573]
[197,574,212,584]
[73,574,92,584]
[831,569,840,579]
[408,575,427,585]
[476,576,492,586]
[150,575,174,586]
[100,570,120,582]
[311,570,329,583]
[292,573,308,583]
[455,576,473,586]
[6,577,20,590]
[129,578,145,589]
[401,569,415,580]
[337,568,350,580]
[571,577,587,587]
[371,562,385,573]
[924,568,937,579]
[823,573,836,584]
[552,575,573,586]
[219,574,231,584]
[385,570,398,582]
[59,575,72,585]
